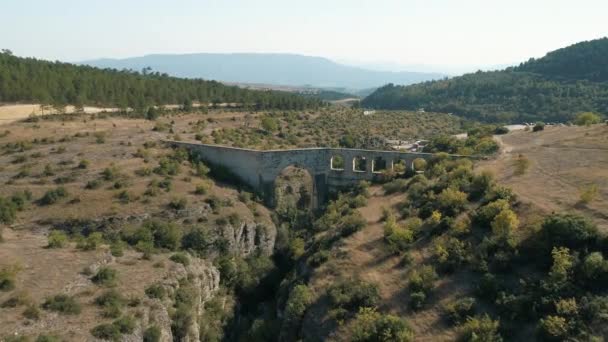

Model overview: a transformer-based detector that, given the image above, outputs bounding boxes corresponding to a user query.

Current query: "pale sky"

[1,0,607,72]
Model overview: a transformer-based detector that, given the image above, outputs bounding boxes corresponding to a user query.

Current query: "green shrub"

[95,289,125,318]
[154,157,180,176]
[437,187,468,215]
[85,179,102,189]
[47,230,68,248]
[168,197,187,210]
[77,159,89,169]
[181,227,211,255]
[458,315,502,342]
[494,126,509,135]
[0,197,18,224]
[409,291,426,310]
[77,232,103,251]
[540,213,598,251]
[444,297,476,324]
[170,252,190,266]
[0,265,20,291]
[284,284,314,323]
[172,303,194,340]
[114,315,136,334]
[143,325,162,342]
[351,307,414,342]
[38,186,68,205]
[579,184,599,204]
[23,304,41,320]
[145,283,166,299]
[383,179,410,194]
[328,278,380,312]
[409,265,438,293]
[533,122,545,132]
[574,112,602,126]
[35,335,61,342]
[538,315,568,341]
[91,323,121,341]
[91,267,118,287]
[41,294,81,315]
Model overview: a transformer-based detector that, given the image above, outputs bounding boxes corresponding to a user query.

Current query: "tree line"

[0,50,324,111]
[362,37,608,123]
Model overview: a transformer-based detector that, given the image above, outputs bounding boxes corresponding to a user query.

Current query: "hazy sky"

[2,0,607,72]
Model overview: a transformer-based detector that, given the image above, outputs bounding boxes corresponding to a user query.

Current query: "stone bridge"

[167,142,463,208]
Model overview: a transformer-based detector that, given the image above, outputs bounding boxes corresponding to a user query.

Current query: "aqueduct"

[167,142,461,208]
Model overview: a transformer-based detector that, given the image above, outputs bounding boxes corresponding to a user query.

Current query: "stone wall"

[167,142,447,207]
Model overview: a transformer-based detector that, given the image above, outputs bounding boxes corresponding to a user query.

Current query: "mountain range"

[81,53,445,91]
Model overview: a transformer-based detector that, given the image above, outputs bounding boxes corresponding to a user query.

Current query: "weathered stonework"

[167,142,460,207]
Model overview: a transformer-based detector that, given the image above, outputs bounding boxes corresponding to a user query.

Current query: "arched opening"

[393,159,407,174]
[353,156,367,173]
[274,166,314,219]
[412,158,427,173]
[330,155,345,171]
[372,157,389,174]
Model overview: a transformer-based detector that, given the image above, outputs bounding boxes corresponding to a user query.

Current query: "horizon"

[2,0,607,75]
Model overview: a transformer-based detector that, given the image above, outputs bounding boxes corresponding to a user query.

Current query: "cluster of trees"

[514,37,608,82]
[362,38,608,123]
[373,153,608,340]
[0,50,323,111]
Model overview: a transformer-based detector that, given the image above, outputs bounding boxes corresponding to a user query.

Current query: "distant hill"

[0,51,323,111]
[81,53,445,90]
[362,38,608,123]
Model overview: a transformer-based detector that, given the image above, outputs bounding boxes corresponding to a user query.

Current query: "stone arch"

[372,156,390,174]
[353,156,367,173]
[274,165,315,212]
[392,159,407,174]
[330,155,345,171]
[412,157,428,173]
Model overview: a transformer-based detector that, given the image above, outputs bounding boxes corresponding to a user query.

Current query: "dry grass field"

[478,124,608,231]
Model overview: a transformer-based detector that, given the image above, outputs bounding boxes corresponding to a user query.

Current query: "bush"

[47,230,68,248]
[0,265,20,291]
[23,304,41,320]
[143,325,162,342]
[328,278,380,312]
[0,197,18,224]
[114,315,136,334]
[383,179,410,194]
[145,283,166,299]
[533,122,545,132]
[574,112,602,126]
[38,186,68,205]
[458,315,502,342]
[91,267,118,287]
[579,184,599,204]
[181,227,211,255]
[409,265,438,293]
[494,126,509,135]
[444,297,476,324]
[284,284,314,323]
[168,197,187,210]
[170,252,190,266]
[351,307,414,342]
[77,232,103,250]
[538,315,568,340]
[91,323,121,341]
[41,294,81,315]
[95,289,126,318]
[409,291,426,310]
[437,187,468,215]
[36,335,61,342]
[540,214,598,251]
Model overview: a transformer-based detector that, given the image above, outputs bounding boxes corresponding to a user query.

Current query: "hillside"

[81,53,445,90]
[362,38,608,123]
[0,51,323,111]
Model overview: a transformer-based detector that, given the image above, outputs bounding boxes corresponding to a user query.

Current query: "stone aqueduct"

[168,142,458,208]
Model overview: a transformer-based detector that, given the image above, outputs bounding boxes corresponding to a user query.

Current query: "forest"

[0,50,324,111]
[362,38,608,123]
